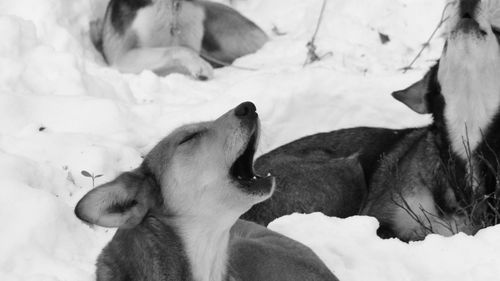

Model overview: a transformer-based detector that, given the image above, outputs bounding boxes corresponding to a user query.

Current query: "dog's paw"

[188,56,214,81]
[175,49,214,80]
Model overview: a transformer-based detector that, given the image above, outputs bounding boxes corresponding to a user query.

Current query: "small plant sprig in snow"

[81,170,103,188]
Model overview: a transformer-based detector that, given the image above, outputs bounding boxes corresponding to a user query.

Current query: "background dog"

[90,0,268,79]
[244,0,500,241]
[242,148,367,226]
[75,102,338,281]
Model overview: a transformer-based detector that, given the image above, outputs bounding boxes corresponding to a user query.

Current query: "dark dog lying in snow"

[244,0,500,241]
[90,0,268,79]
[75,102,338,281]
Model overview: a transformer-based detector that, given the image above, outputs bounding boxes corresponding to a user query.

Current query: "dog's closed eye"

[179,132,200,145]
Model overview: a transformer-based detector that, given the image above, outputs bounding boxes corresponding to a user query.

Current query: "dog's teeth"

[267,173,271,177]
[252,176,257,180]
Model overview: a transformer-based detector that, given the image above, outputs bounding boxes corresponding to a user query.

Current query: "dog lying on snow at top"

[75,102,338,281]
[243,0,500,241]
[90,0,268,80]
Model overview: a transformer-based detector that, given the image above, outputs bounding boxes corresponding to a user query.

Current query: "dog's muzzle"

[453,0,487,36]
[455,18,487,36]
[230,102,275,196]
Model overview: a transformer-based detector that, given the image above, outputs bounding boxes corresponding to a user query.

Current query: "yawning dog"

[90,0,268,79]
[244,0,500,241]
[75,102,338,281]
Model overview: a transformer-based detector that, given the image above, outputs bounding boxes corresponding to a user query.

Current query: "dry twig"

[401,2,452,73]
[304,0,332,66]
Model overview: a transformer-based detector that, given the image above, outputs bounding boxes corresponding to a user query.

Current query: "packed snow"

[1,0,497,280]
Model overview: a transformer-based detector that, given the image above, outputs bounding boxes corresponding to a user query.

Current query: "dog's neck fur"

[167,213,236,281]
[437,34,500,162]
[429,53,500,194]
[440,64,500,161]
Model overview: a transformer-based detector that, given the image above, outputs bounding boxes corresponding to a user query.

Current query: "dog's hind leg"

[390,188,474,241]
[113,46,214,80]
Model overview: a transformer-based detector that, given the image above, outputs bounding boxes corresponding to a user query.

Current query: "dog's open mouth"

[230,131,274,194]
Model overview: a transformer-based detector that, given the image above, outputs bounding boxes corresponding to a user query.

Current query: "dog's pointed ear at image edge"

[391,70,433,114]
[74,169,157,229]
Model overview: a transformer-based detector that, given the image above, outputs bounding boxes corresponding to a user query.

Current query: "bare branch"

[401,2,452,73]
[304,0,331,66]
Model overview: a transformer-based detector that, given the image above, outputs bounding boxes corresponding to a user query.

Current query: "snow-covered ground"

[2,0,497,280]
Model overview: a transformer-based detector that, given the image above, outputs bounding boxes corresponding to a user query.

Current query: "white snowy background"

[1,0,499,280]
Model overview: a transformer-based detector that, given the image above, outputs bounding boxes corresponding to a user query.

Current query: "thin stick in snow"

[304,0,331,67]
[401,2,452,73]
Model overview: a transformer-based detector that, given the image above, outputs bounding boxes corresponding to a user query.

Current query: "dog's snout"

[452,0,487,36]
[462,12,473,19]
[460,0,480,19]
[235,102,257,119]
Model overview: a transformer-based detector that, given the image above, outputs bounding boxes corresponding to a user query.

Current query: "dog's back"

[243,127,416,225]
[230,220,338,281]
[256,127,416,179]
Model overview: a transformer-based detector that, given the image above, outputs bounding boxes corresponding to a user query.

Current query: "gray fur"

[246,125,469,241]
[244,127,412,226]
[75,103,338,281]
[244,0,500,241]
[244,154,366,225]
[196,1,269,65]
[230,220,338,281]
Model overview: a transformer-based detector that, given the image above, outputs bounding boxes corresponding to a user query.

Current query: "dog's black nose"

[235,102,257,118]
[460,0,480,19]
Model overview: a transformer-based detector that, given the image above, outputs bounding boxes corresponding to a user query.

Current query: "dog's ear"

[75,169,157,228]
[392,70,433,114]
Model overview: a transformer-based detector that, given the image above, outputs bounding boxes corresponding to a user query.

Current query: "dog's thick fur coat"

[91,0,268,78]
[244,0,500,241]
[75,103,338,281]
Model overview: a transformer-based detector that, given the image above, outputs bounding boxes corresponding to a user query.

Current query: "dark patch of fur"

[243,127,415,225]
[245,156,366,225]
[459,0,480,17]
[201,30,224,68]
[109,0,153,34]
[198,0,268,66]
[201,24,221,53]
[200,1,258,57]
[472,100,500,219]
[258,127,415,184]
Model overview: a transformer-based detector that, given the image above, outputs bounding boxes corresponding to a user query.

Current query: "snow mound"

[2,0,493,280]
[270,213,500,281]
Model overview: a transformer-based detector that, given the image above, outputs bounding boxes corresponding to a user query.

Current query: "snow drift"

[2,0,496,280]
